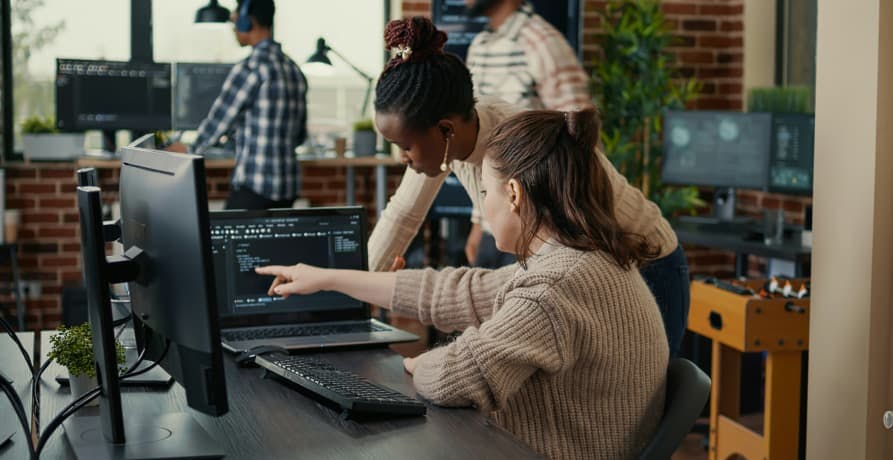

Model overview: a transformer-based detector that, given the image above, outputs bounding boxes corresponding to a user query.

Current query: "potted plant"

[591,0,704,216]
[21,116,85,161]
[352,119,377,157]
[48,323,126,405]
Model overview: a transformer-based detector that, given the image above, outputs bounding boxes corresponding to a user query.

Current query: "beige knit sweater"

[368,97,678,272]
[391,242,669,459]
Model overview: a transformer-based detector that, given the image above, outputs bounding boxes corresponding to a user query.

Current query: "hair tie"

[393,44,413,61]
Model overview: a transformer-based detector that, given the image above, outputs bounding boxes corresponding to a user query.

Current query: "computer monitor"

[172,62,233,131]
[70,135,227,459]
[662,110,773,191]
[768,113,814,195]
[55,59,172,132]
[432,0,582,60]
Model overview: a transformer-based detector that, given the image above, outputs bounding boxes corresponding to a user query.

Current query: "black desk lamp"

[195,0,230,24]
[307,38,374,117]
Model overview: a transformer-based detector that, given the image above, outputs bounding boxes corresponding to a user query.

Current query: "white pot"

[69,373,99,407]
[22,133,85,161]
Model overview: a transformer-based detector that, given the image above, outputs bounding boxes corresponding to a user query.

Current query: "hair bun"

[384,17,447,69]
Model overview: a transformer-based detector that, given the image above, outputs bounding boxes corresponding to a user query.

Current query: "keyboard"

[256,354,427,417]
[222,322,390,342]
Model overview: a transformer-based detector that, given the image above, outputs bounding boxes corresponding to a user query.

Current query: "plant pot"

[69,373,99,406]
[353,130,377,157]
[22,133,85,161]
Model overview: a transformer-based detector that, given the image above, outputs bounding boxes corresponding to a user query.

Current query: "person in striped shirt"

[167,0,307,210]
[463,0,593,267]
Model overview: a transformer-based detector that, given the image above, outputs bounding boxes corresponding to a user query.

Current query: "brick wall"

[1,162,403,331]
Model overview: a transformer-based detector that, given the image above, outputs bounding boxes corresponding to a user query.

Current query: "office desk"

[35,332,540,459]
[0,332,33,460]
[673,220,812,277]
[299,155,401,219]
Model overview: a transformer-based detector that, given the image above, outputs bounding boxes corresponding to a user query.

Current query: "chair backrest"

[638,358,711,460]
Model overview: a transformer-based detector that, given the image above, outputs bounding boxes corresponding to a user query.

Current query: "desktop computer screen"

[768,113,814,195]
[72,137,227,457]
[432,0,581,60]
[662,111,773,190]
[56,59,172,132]
[172,62,233,131]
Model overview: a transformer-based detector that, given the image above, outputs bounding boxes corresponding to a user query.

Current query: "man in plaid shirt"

[169,0,307,210]
[463,0,593,266]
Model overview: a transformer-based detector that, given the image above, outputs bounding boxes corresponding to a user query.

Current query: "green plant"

[352,119,375,131]
[48,323,126,378]
[591,0,705,216]
[747,86,812,113]
[21,115,57,134]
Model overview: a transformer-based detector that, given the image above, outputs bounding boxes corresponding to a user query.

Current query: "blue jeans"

[639,245,690,358]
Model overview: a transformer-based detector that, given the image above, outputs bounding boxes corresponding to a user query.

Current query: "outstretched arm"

[255,264,396,309]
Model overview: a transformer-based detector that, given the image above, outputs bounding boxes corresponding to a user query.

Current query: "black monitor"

[55,59,172,132]
[768,113,814,195]
[172,62,233,131]
[662,111,773,191]
[432,0,582,60]
[70,134,227,459]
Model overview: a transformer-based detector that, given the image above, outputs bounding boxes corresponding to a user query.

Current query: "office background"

[0,0,816,331]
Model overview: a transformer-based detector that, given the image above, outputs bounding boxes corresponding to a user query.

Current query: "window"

[12,0,129,153]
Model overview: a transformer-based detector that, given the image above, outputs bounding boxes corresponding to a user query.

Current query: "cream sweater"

[368,97,678,272]
[390,242,669,459]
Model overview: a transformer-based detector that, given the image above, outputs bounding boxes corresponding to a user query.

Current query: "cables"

[33,340,171,458]
[0,370,36,459]
[0,316,33,372]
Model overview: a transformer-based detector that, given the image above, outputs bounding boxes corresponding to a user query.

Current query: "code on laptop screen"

[210,212,365,317]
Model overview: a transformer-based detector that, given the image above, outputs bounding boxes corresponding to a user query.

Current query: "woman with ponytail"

[367,17,689,360]
[256,108,668,459]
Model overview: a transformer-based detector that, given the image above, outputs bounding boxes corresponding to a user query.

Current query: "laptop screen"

[209,207,368,327]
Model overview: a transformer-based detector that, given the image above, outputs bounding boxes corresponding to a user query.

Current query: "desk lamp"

[306,37,374,118]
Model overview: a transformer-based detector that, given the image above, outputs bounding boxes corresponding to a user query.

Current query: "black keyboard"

[222,322,389,342]
[256,354,427,417]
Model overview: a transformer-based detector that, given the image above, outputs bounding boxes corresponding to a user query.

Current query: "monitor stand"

[64,413,223,460]
[679,187,754,226]
[66,187,224,460]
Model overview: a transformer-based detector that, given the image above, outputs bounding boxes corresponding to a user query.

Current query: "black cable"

[0,372,36,459]
[34,385,101,456]
[0,316,33,372]
[34,340,170,457]
[31,357,53,436]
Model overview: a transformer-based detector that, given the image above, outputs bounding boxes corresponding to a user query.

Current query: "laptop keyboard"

[222,322,390,342]
[256,354,427,417]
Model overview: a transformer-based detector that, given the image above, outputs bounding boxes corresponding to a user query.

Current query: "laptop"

[209,206,419,353]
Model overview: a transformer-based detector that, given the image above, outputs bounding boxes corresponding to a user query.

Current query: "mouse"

[233,345,289,367]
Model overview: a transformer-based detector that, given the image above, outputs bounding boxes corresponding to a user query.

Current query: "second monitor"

[172,62,234,131]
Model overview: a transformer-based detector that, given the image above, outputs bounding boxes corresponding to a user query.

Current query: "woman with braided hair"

[257,107,668,458]
[368,17,690,360]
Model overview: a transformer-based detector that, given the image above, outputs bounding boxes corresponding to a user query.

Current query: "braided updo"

[374,17,475,132]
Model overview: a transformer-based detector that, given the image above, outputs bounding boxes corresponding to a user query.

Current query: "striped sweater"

[391,241,669,459]
[466,2,592,111]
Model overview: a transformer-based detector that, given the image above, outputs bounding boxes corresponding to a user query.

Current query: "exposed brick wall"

[1,162,402,331]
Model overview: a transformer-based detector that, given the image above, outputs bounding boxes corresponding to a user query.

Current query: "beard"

[466,0,498,17]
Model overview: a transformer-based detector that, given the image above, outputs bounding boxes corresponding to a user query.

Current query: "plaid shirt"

[466,2,592,111]
[192,39,307,201]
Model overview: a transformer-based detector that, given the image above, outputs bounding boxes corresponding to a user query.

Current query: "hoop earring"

[440,135,452,172]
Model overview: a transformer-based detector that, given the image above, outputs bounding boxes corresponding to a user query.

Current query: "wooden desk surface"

[0,332,34,460]
[35,332,540,459]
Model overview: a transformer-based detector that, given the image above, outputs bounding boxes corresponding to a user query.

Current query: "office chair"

[638,358,712,460]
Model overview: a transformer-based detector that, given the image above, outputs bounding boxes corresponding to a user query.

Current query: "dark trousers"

[639,245,690,358]
[474,231,516,268]
[225,187,295,210]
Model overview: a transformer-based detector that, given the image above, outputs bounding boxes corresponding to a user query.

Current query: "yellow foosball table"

[688,277,810,460]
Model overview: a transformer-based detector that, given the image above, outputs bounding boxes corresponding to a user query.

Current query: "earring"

[440,135,452,172]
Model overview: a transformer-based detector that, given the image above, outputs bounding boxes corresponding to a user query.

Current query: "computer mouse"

[234,345,289,367]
